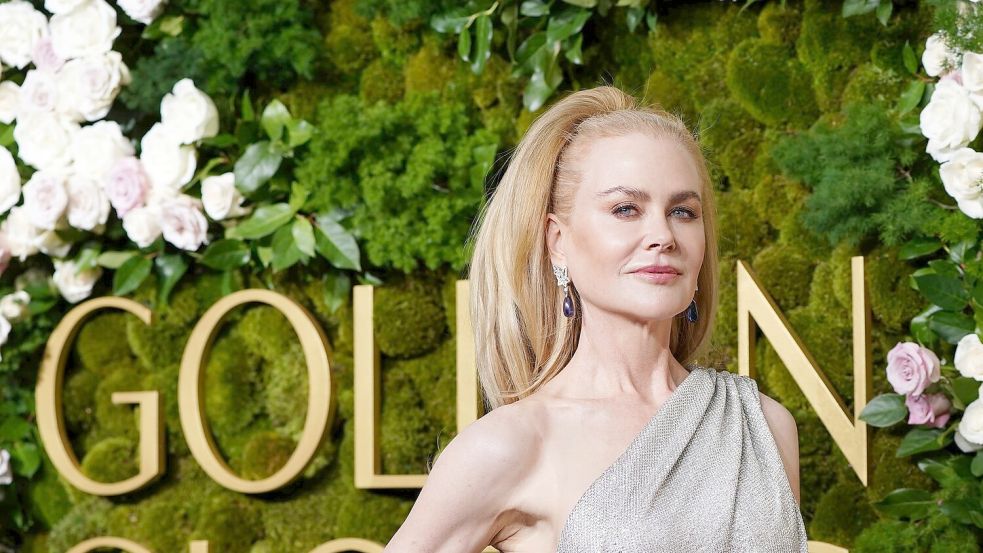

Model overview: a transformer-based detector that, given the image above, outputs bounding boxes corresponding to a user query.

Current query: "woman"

[383,85,808,552]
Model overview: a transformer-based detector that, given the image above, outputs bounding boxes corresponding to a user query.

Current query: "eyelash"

[612,203,698,219]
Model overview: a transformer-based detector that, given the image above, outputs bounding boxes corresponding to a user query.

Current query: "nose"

[645,217,676,252]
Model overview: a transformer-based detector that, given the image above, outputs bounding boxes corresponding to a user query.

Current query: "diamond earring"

[553,264,574,318]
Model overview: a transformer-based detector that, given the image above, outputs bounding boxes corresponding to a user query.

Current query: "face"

[546,132,706,322]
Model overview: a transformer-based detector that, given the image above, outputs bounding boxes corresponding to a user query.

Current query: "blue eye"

[613,203,639,217]
[612,204,699,219]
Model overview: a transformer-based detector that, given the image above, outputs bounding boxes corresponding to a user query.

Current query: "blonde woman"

[384,85,808,552]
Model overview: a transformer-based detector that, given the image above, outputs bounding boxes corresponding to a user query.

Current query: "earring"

[553,264,574,318]
[684,284,699,324]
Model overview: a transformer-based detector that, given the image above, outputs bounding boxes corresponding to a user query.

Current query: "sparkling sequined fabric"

[555,365,808,552]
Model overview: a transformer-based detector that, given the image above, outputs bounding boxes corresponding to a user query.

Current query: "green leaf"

[292,216,316,258]
[113,256,153,296]
[897,81,925,115]
[458,23,472,62]
[546,8,592,44]
[917,458,965,488]
[155,254,188,307]
[561,0,597,7]
[431,13,471,33]
[286,119,314,149]
[0,417,31,442]
[859,393,907,427]
[261,99,291,142]
[899,236,941,260]
[872,488,935,520]
[321,272,352,314]
[74,244,102,271]
[520,0,550,16]
[913,273,969,311]
[226,203,295,240]
[842,0,879,17]
[875,0,892,25]
[234,141,283,196]
[897,427,950,457]
[199,239,252,270]
[471,14,493,74]
[241,89,255,122]
[271,224,303,272]
[939,499,981,526]
[972,450,983,477]
[626,5,643,32]
[928,310,976,344]
[903,40,918,74]
[645,9,657,32]
[11,441,40,478]
[314,215,361,271]
[951,376,982,407]
[564,33,583,65]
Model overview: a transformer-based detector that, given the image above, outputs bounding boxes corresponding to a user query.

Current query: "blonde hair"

[465,85,720,410]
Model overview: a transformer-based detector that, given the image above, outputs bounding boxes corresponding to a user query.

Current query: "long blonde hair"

[466,85,720,410]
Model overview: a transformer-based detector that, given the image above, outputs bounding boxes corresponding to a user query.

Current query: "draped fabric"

[555,365,809,552]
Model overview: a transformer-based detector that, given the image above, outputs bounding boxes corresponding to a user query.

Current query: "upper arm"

[757,391,801,507]
[384,406,533,553]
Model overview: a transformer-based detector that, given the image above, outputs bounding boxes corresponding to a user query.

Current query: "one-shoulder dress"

[555,365,809,552]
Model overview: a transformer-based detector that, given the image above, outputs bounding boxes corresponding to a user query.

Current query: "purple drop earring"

[684,284,699,323]
[553,264,574,318]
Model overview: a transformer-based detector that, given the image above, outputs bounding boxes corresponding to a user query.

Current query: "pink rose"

[31,37,64,73]
[886,342,941,397]
[906,392,952,428]
[159,194,208,251]
[104,157,149,218]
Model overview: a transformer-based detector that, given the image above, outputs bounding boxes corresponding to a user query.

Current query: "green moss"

[698,97,761,166]
[794,411,844,522]
[74,312,135,376]
[717,188,775,262]
[205,332,264,443]
[864,245,925,333]
[26,454,72,530]
[867,431,937,503]
[829,241,863,313]
[237,304,301,361]
[795,0,879,112]
[776,203,832,264]
[63,368,100,437]
[750,242,815,312]
[239,430,297,480]
[19,533,48,553]
[841,64,905,109]
[140,363,190,457]
[403,35,457,97]
[380,359,437,474]
[759,337,809,413]
[718,129,765,190]
[726,38,818,128]
[80,436,139,483]
[322,0,377,75]
[374,275,447,358]
[92,365,146,444]
[262,350,309,436]
[757,1,801,45]
[192,490,264,550]
[391,336,458,440]
[808,476,877,547]
[46,496,113,553]
[370,15,420,64]
[360,57,405,105]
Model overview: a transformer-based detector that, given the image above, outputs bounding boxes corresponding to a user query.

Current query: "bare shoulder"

[383,400,542,553]
[755,389,801,506]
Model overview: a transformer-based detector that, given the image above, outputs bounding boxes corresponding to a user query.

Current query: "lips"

[632,266,680,275]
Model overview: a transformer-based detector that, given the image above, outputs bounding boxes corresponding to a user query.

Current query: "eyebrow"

[594,185,701,204]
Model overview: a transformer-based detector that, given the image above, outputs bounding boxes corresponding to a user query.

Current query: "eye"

[612,203,639,217]
[671,206,699,218]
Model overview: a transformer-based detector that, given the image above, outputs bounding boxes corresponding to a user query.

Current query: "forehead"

[575,132,702,200]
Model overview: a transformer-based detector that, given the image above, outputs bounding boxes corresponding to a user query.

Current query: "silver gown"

[555,365,809,552]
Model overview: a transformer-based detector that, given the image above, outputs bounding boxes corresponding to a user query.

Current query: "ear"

[545,213,566,267]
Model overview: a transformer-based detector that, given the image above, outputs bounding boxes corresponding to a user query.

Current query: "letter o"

[178,289,335,493]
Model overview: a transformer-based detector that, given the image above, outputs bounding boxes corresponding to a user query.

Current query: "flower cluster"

[886,339,983,452]
[920,26,983,219]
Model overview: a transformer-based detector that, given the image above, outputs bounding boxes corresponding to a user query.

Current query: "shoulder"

[384,400,541,552]
[753,386,801,506]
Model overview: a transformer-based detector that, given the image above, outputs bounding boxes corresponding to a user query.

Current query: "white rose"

[22,169,69,230]
[160,78,219,144]
[0,291,30,322]
[0,448,11,485]
[201,172,249,220]
[104,156,150,217]
[71,121,134,181]
[923,32,960,78]
[938,147,983,219]
[65,173,110,231]
[52,259,101,303]
[0,1,49,70]
[31,36,65,73]
[955,332,983,381]
[1,206,43,260]
[921,79,983,163]
[159,194,208,251]
[49,0,121,60]
[0,148,21,216]
[959,395,983,445]
[118,0,166,25]
[55,51,130,123]
[18,69,61,114]
[122,204,162,247]
[0,82,21,124]
[0,314,8,360]
[13,111,79,170]
[140,122,197,192]
[45,0,89,14]
[955,427,983,452]
[0,233,10,277]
